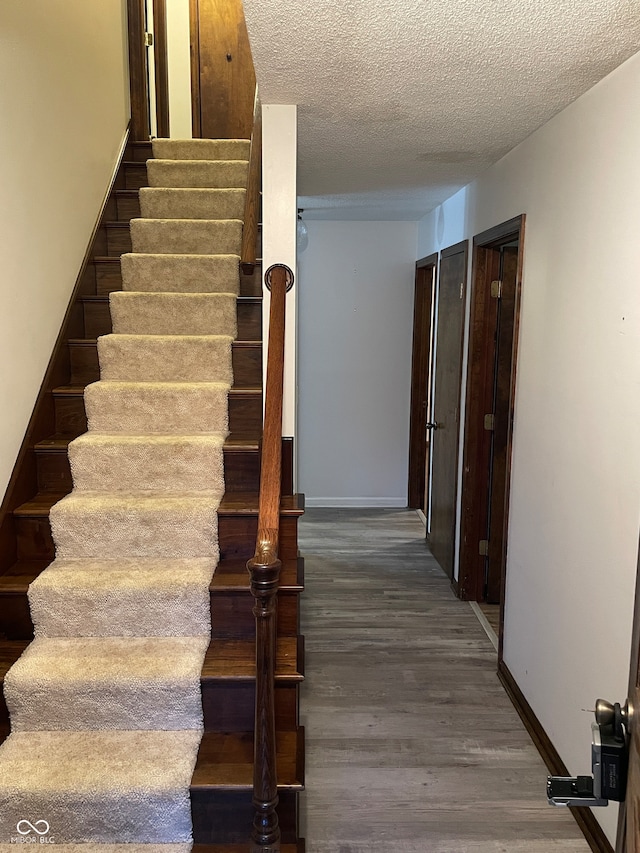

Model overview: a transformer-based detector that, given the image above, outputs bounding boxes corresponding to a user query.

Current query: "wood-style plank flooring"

[298,508,590,852]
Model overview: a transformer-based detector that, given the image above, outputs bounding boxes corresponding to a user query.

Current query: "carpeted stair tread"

[147,160,249,189]
[191,729,304,790]
[0,730,200,842]
[139,188,245,221]
[69,433,227,492]
[4,637,209,731]
[29,557,217,638]
[110,292,237,337]
[130,219,242,255]
[121,254,240,294]
[50,491,223,559]
[98,335,234,383]
[34,432,259,455]
[152,139,250,160]
[85,381,230,434]
[14,491,302,519]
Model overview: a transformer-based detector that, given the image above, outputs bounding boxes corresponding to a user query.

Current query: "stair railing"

[241,92,262,274]
[247,263,294,850]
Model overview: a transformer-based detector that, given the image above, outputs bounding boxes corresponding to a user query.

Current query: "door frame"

[151,0,170,137]
[127,0,169,140]
[408,253,437,510]
[616,535,640,852]
[427,239,468,580]
[457,216,525,650]
[127,0,150,140]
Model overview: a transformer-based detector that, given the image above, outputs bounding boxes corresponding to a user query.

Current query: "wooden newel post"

[248,537,281,850]
[248,264,294,851]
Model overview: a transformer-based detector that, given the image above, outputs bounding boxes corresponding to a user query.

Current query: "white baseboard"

[304,497,408,508]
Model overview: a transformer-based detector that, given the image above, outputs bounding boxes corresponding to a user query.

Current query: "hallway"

[298,508,591,852]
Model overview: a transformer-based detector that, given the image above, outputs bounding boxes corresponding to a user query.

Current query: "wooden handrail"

[241,91,262,274]
[247,263,294,850]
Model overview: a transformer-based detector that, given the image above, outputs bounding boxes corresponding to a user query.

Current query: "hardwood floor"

[298,508,590,852]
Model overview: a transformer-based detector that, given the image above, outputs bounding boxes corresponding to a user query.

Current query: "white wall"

[298,221,418,506]
[0,0,130,498]
[262,105,298,440]
[418,50,640,844]
[166,0,193,138]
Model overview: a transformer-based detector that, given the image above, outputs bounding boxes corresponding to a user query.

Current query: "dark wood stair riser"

[124,163,148,189]
[83,297,261,340]
[0,597,32,642]
[104,224,132,257]
[0,675,297,737]
[69,340,261,387]
[53,390,262,438]
[219,515,299,561]
[115,192,141,221]
[211,591,299,640]
[203,682,298,732]
[14,512,300,563]
[0,583,300,643]
[125,142,153,162]
[191,791,298,845]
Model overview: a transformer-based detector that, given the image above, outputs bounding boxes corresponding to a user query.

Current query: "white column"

[261,104,298,444]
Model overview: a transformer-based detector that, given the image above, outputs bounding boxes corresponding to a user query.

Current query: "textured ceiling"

[243,0,640,220]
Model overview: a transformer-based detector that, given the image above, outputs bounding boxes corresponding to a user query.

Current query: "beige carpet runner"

[0,138,250,844]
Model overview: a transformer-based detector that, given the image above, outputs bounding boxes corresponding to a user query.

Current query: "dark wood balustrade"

[241,93,262,274]
[247,264,294,850]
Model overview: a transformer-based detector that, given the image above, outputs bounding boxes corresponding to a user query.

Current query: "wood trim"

[408,257,436,509]
[473,215,524,248]
[417,252,438,269]
[281,437,294,496]
[0,129,131,575]
[497,222,525,658]
[450,577,459,597]
[440,239,468,260]
[240,93,262,273]
[189,0,202,138]
[152,0,170,137]
[127,0,150,141]
[498,661,614,853]
[615,534,640,852]
[458,216,525,616]
[428,239,468,577]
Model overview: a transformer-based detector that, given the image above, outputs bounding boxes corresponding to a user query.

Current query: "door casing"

[408,253,437,511]
[457,215,525,653]
[428,240,468,580]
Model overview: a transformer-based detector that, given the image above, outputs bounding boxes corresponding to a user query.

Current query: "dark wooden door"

[485,245,519,601]
[618,540,640,851]
[408,256,437,510]
[428,242,467,578]
[190,0,256,139]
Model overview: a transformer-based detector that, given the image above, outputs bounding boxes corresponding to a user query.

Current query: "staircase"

[0,138,305,848]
